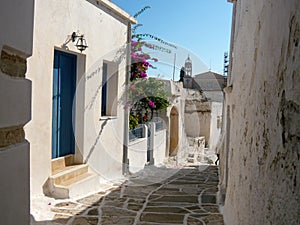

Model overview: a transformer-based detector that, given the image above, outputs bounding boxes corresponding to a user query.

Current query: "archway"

[169,107,179,156]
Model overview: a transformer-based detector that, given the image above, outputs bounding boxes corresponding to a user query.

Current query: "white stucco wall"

[0,0,34,224]
[208,102,222,153]
[221,0,300,224]
[153,129,167,166]
[128,125,147,173]
[26,0,131,194]
[165,81,190,162]
[184,111,201,137]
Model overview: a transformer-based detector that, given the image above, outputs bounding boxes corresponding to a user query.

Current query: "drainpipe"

[122,21,131,175]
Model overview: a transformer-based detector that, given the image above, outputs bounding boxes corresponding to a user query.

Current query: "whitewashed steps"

[44,155,99,199]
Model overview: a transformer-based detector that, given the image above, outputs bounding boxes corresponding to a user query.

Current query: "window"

[101,61,118,117]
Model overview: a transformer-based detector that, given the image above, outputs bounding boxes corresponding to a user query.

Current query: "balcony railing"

[155,120,164,132]
[129,125,144,142]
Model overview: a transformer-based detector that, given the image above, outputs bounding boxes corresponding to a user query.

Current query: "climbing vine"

[126,6,175,129]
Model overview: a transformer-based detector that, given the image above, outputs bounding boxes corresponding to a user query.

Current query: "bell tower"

[184,55,192,77]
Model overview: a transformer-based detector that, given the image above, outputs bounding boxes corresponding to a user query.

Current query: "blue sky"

[112,0,233,80]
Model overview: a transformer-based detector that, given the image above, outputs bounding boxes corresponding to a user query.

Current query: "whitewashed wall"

[26,0,132,194]
[0,0,34,224]
[128,126,147,173]
[208,102,222,153]
[221,0,300,224]
[153,129,167,166]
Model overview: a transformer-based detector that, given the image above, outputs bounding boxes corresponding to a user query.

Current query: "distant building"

[180,57,225,151]
[183,56,193,88]
[193,71,227,102]
[184,55,193,77]
[181,55,227,102]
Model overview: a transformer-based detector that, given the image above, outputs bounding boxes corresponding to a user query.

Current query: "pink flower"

[148,100,156,108]
[140,71,147,78]
[131,40,138,47]
[130,85,136,90]
[124,101,132,109]
[131,53,137,59]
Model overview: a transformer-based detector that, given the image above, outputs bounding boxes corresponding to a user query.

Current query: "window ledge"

[99,116,117,121]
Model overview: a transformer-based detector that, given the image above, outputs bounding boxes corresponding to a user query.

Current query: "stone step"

[188,153,194,158]
[51,154,74,175]
[187,158,194,163]
[45,160,100,199]
[53,172,99,199]
[51,164,88,185]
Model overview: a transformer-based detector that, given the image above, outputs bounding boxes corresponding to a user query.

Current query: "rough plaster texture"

[128,125,148,173]
[0,1,34,224]
[164,81,190,163]
[0,143,30,225]
[185,100,222,151]
[153,129,167,165]
[221,0,300,224]
[209,102,222,153]
[26,0,132,194]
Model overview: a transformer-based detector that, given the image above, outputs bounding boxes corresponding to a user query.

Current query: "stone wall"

[0,0,34,224]
[221,0,300,224]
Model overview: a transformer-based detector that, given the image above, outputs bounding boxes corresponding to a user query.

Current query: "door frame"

[52,49,77,159]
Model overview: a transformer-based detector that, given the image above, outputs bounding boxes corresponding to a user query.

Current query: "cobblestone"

[47,165,224,224]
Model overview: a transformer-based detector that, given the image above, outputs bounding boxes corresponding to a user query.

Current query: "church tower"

[184,55,192,77]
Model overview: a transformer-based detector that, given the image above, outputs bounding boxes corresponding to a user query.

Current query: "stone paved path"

[49,165,224,225]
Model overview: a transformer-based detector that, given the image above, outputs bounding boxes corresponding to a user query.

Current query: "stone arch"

[169,106,179,156]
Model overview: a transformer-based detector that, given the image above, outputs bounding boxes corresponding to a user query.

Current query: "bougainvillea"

[126,6,174,129]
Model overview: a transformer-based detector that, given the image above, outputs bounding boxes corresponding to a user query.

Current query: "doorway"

[169,107,179,156]
[52,50,76,159]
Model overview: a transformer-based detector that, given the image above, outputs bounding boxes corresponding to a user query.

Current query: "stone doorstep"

[45,156,103,199]
[51,154,75,175]
[51,164,89,185]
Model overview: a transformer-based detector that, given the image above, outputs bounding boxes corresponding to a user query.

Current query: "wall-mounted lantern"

[71,32,88,52]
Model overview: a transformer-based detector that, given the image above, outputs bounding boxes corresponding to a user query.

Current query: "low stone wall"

[128,125,147,173]
[153,129,167,166]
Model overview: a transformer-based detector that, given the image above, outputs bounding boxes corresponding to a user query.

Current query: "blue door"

[52,50,76,159]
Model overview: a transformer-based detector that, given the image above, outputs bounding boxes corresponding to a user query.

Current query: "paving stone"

[52,214,71,224]
[151,195,199,203]
[101,216,135,224]
[128,203,143,211]
[122,189,152,198]
[140,213,185,223]
[204,187,219,194]
[202,205,220,213]
[181,187,203,195]
[71,217,98,225]
[144,206,190,214]
[190,214,224,224]
[127,198,146,204]
[201,194,217,204]
[101,207,136,217]
[187,217,205,225]
[77,192,105,205]
[102,200,126,208]
[87,208,99,216]
[154,188,188,196]
[147,202,196,207]
[48,165,224,225]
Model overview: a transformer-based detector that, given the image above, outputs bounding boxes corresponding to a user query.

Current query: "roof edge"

[97,0,137,24]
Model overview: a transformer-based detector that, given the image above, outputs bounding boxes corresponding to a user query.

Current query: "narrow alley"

[32,165,224,225]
